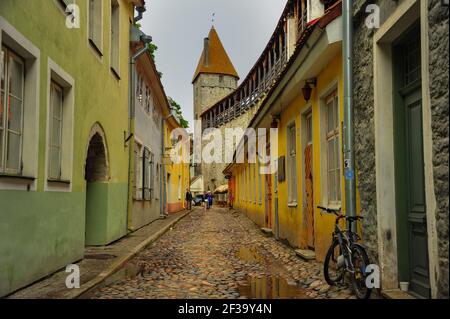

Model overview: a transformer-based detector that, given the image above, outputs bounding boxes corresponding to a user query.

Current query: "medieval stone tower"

[192,27,239,186]
[193,27,239,121]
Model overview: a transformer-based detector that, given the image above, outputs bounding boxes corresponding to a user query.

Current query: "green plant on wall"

[147,43,158,60]
[168,97,189,128]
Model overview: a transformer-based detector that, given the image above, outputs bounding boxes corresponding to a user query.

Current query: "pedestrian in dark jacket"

[185,189,192,210]
[207,192,213,209]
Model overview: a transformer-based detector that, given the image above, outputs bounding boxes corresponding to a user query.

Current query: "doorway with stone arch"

[84,124,110,246]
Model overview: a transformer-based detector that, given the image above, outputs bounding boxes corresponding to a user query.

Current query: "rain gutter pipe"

[343,0,356,231]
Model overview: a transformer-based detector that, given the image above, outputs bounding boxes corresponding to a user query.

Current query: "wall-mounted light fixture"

[302,78,317,102]
[271,115,280,128]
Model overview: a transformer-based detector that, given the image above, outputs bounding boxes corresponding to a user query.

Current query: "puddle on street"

[79,263,143,299]
[236,246,265,263]
[238,275,309,299]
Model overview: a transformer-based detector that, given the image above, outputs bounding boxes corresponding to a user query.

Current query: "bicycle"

[317,206,372,299]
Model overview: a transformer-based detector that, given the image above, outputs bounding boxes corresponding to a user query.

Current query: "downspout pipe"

[343,0,356,232]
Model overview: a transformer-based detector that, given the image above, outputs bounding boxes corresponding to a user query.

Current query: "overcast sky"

[140,0,287,130]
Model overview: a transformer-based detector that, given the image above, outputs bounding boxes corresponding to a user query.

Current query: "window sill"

[48,179,71,185]
[89,39,103,57]
[110,67,121,81]
[326,203,341,211]
[134,198,154,202]
[287,202,298,208]
[0,174,36,181]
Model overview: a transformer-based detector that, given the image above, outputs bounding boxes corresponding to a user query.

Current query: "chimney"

[203,37,209,66]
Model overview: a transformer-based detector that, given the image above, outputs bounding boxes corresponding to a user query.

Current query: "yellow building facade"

[164,115,190,213]
[225,4,361,261]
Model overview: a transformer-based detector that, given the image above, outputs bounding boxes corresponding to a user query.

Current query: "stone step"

[295,249,316,261]
[382,289,416,299]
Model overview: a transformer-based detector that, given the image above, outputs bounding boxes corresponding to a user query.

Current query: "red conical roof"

[192,27,239,83]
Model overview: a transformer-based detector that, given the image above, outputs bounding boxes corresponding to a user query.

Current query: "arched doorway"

[84,125,109,246]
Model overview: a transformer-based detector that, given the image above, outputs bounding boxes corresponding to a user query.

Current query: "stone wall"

[201,103,260,193]
[352,0,399,263]
[193,73,238,120]
[353,0,449,297]
[428,0,449,299]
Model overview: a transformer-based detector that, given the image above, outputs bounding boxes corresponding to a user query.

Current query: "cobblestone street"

[82,206,355,299]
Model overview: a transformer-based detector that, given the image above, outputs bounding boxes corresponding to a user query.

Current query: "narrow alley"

[81,207,354,299]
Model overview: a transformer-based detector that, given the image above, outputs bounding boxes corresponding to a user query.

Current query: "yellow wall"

[230,52,361,261]
[164,119,190,212]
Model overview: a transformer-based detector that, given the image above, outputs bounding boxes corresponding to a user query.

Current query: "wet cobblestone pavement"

[82,207,355,299]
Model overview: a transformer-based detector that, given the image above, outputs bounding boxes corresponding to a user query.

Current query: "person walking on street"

[207,191,213,209]
[203,192,208,211]
[185,188,192,211]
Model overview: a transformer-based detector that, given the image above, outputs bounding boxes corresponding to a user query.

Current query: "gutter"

[342,0,356,229]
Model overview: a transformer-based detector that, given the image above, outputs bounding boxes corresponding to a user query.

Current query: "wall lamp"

[271,115,280,128]
[302,78,317,102]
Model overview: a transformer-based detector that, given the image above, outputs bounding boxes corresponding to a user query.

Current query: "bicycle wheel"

[324,239,344,285]
[350,244,372,299]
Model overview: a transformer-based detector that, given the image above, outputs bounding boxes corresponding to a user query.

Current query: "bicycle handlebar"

[317,206,364,221]
[317,206,340,215]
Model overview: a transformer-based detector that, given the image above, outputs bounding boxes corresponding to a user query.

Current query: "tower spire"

[192,27,239,83]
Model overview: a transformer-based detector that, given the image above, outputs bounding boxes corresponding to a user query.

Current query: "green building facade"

[0,0,142,296]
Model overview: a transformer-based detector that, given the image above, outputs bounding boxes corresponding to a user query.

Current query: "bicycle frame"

[332,217,357,274]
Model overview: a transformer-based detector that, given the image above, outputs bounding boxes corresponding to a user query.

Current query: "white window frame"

[143,147,151,201]
[133,141,143,200]
[0,46,25,176]
[287,121,298,206]
[48,82,63,180]
[319,81,341,209]
[45,58,75,192]
[88,0,103,56]
[110,0,120,77]
[300,105,313,211]
[325,91,341,206]
[0,17,40,191]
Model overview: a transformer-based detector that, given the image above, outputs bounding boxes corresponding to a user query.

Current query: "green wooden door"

[393,24,430,298]
[404,89,430,298]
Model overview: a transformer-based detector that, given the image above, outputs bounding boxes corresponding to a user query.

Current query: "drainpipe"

[126,29,152,231]
[343,0,356,232]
